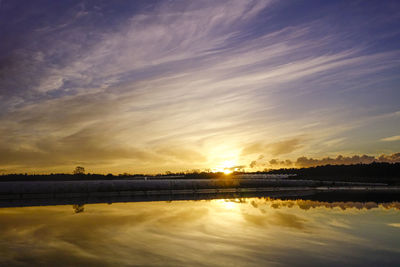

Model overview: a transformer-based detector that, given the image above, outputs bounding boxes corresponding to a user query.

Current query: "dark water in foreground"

[1,198,400,266]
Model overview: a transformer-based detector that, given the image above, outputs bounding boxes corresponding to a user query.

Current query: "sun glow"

[213,159,237,175]
[223,169,233,175]
[214,199,240,210]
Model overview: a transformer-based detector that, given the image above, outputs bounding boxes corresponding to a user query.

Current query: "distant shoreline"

[1,178,399,208]
[1,162,399,208]
[2,162,399,184]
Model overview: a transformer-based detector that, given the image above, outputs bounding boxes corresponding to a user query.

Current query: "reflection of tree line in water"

[223,198,400,211]
[73,204,84,213]
[70,199,400,214]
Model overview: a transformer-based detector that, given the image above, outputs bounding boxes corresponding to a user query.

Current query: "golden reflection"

[218,199,238,210]
[0,198,399,266]
[251,198,400,211]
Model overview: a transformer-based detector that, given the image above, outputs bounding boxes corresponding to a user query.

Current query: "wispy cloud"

[0,0,399,173]
[242,137,306,157]
[381,135,400,142]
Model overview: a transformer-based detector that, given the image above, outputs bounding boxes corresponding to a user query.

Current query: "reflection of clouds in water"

[0,203,213,266]
[156,208,209,226]
[388,223,400,228]
[272,212,307,230]
[327,219,352,229]
[221,198,400,232]
[0,199,399,266]
[242,211,307,230]
[226,198,400,211]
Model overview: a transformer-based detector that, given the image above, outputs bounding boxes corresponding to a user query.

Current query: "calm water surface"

[1,198,400,266]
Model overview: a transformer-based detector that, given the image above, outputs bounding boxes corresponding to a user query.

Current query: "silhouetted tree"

[73,166,85,175]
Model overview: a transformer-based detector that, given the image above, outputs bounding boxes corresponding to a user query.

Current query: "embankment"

[1,178,399,207]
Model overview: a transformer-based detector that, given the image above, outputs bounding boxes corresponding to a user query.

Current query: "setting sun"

[1,1,399,266]
[212,159,238,174]
[223,169,233,175]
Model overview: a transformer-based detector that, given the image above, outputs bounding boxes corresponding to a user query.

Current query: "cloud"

[1,1,400,173]
[381,135,400,142]
[155,147,207,163]
[269,159,293,166]
[227,165,247,171]
[249,160,258,168]
[295,154,377,168]
[268,138,304,156]
[249,153,400,169]
[376,153,400,163]
[242,137,306,156]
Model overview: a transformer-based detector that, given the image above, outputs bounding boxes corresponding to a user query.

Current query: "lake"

[1,197,399,266]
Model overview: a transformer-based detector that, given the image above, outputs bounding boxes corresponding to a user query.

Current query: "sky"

[0,0,400,174]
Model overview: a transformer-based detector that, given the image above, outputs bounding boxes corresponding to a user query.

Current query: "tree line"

[0,162,399,184]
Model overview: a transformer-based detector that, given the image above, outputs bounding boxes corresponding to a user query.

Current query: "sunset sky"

[1,0,400,174]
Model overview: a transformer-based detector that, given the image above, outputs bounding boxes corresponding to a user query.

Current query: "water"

[1,198,399,266]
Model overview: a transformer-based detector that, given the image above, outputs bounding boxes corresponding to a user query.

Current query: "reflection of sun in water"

[214,199,240,211]
[222,201,237,210]
[211,199,243,229]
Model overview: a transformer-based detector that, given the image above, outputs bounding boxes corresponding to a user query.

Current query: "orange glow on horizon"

[212,159,237,174]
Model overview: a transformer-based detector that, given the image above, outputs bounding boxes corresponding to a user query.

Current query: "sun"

[223,169,233,175]
[214,159,237,175]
